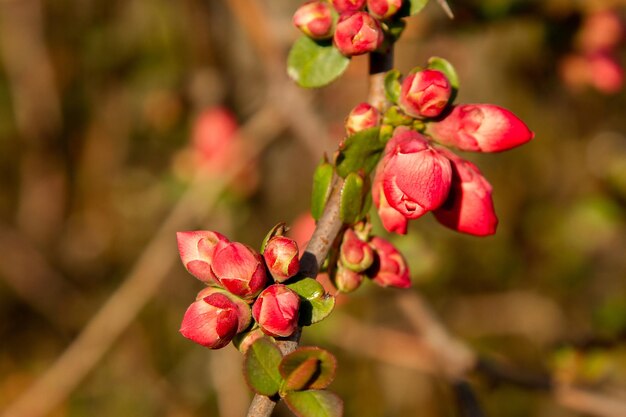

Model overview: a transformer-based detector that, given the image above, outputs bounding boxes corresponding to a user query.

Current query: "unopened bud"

[252,284,301,337]
[345,102,381,135]
[334,264,364,293]
[264,236,300,282]
[293,1,336,40]
[332,0,366,14]
[399,69,452,119]
[334,12,383,57]
[211,242,268,300]
[367,0,402,19]
[176,230,229,285]
[368,237,411,288]
[339,229,374,272]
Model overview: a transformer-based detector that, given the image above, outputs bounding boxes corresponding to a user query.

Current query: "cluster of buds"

[177,229,302,349]
[293,0,406,57]
[559,9,624,94]
[333,224,410,292]
[373,60,534,236]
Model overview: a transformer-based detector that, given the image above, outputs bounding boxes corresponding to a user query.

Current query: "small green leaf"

[244,337,284,396]
[287,278,335,326]
[335,128,384,178]
[260,223,288,253]
[340,172,365,224]
[284,390,344,417]
[384,70,402,104]
[311,161,334,221]
[427,56,459,101]
[288,37,350,88]
[398,0,430,16]
[280,347,338,391]
[383,106,413,127]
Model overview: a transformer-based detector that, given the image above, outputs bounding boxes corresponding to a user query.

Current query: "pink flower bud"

[339,229,374,272]
[180,288,251,349]
[379,127,452,220]
[399,69,452,119]
[345,102,381,136]
[293,1,336,40]
[334,11,383,57]
[368,237,410,288]
[192,107,240,173]
[177,230,229,285]
[427,104,535,153]
[372,176,409,234]
[332,0,366,14]
[334,264,364,293]
[263,236,300,282]
[367,0,403,20]
[433,149,498,236]
[211,242,268,300]
[252,284,300,337]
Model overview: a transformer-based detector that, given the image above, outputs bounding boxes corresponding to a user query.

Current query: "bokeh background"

[1,0,626,416]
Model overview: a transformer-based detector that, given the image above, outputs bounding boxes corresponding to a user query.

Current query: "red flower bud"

[367,0,403,20]
[427,104,535,153]
[368,237,410,288]
[379,127,452,220]
[252,284,300,337]
[332,0,366,14]
[345,102,381,135]
[433,149,498,236]
[339,229,374,272]
[211,242,268,300]
[177,230,229,285]
[372,176,408,234]
[399,69,452,118]
[263,236,300,282]
[334,11,383,57]
[180,288,251,349]
[293,1,336,40]
[334,264,364,293]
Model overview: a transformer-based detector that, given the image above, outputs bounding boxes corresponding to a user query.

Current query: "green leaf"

[244,337,284,396]
[340,172,365,224]
[311,161,334,221]
[383,106,413,127]
[260,222,287,253]
[398,0,430,16]
[384,70,402,104]
[280,347,338,391]
[287,37,350,88]
[335,128,383,178]
[284,390,344,417]
[427,56,459,101]
[287,278,335,326]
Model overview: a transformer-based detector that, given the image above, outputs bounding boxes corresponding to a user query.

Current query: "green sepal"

[311,160,334,221]
[335,128,384,178]
[384,70,402,104]
[244,337,284,397]
[427,56,459,102]
[340,172,365,224]
[283,390,344,417]
[383,105,413,127]
[379,124,395,144]
[287,277,335,326]
[287,36,350,88]
[260,222,288,253]
[280,347,338,393]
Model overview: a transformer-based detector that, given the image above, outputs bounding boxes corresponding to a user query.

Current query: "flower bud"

[263,236,300,282]
[293,1,336,40]
[378,127,452,220]
[368,237,410,288]
[211,242,268,300]
[426,104,535,153]
[334,12,384,57]
[433,149,498,236]
[578,11,623,53]
[252,284,301,337]
[180,288,251,349]
[331,0,366,14]
[177,230,229,285]
[192,107,240,173]
[588,53,624,94]
[367,0,403,20]
[334,264,364,293]
[339,229,374,272]
[399,69,452,119]
[345,102,381,135]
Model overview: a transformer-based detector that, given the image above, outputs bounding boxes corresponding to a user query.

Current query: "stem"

[245,47,395,417]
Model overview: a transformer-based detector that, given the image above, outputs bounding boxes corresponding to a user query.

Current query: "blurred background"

[1,0,626,416]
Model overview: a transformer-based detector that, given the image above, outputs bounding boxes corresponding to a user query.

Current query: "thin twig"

[1,106,284,417]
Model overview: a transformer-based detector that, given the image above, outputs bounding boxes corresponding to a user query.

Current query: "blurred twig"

[0,106,284,417]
